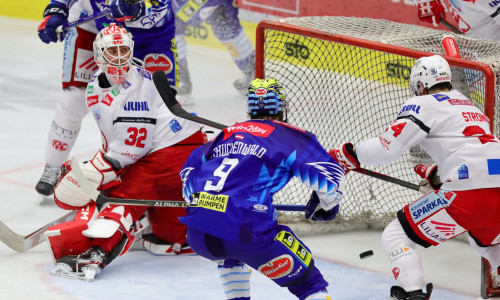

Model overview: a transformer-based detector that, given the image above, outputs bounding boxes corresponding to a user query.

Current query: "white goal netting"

[258,17,500,235]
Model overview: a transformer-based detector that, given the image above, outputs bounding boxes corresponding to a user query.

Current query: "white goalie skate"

[50,246,109,282]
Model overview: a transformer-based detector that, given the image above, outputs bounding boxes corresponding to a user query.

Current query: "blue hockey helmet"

[247,78,287,119]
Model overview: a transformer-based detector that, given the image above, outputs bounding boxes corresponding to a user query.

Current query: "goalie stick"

[68,160,305,211]
[151,70,420,192]
[0,210,77,252]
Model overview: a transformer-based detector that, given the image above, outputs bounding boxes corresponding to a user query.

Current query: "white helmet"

[410,55,452,96]
[93,23,134,85]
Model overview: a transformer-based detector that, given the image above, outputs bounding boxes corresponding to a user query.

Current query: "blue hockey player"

[178,78,345,300]
[172,0,255,105]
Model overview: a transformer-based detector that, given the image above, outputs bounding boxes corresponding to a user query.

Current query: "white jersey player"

[331,55,500,299]
[416,0,500,41]
[45,24,205,281]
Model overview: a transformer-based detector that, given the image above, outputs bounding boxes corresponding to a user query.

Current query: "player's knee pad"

[45,203,99,261]
[217,259,251,300]
[396,191,466,248]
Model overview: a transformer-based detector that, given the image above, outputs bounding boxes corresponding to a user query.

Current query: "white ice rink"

[0,17,492,299]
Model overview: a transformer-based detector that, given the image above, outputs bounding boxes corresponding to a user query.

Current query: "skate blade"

[50,268,95,282]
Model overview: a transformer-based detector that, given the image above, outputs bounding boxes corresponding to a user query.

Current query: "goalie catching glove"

[54,151,122,209]
[414,163,442,191]
[329,143,360,174]
[305,191,339,222]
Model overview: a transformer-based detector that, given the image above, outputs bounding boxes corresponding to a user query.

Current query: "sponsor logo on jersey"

[253,204,268,213]
[102,94,114,106]
[190,192,228,212]
[51,139,69,151]
[418,218,464,243]
[432,94,450,102]
[275,231,312,266]
[169,119,182,133]
[87,95,99,107]
[409,192,450,223]
[74,49,98,83]
[223,122,275,140]
[458,164,469,179]
[123,80,131,89]
[447,99,473,106]
[144,54,173,74]
[87,85,94,94]
[398,104,421,115]
[378,136,391,150]
[258,255,294,279]
[124,101,150,111]
[111,88,120,96]
[489,0,500,8]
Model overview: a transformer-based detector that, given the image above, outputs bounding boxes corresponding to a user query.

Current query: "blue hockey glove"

[305,191,339,222]
[38,2,68,44]
[108,0,146,22]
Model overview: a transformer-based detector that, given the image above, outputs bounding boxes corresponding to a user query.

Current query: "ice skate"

[50,246,110,282]
[35,164,60,196]
[390,283,433,300]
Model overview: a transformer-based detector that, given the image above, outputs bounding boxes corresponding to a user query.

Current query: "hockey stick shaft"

[440,17,461,34]
[69,160,303,211]
[152,70,421,192]
[0,210,77,252]
[55,0,145,33]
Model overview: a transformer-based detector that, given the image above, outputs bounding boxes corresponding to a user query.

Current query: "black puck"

[359,250,374,259]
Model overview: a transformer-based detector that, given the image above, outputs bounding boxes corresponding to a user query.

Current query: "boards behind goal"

[255,16,500,298]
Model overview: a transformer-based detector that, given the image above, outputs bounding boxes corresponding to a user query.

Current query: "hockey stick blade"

[0,210,77,252]
[152,71,227,130]
[353,168,420,191]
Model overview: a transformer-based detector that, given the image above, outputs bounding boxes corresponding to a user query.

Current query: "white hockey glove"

[329,143,360,174]
[414,163,442,191]
[415,0,444,26]
[54,152,121,209]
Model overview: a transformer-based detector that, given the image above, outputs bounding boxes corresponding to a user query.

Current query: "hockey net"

[256,17,499,232]
[256,16,500,298]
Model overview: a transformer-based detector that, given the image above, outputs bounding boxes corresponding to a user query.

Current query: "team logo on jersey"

[253,204,268,213]
[144,54,173,74]
[190,192,228,212]
[87,95,99,107]
[258,255,294,279]
[124,101,150,111]
[51,139,69,151]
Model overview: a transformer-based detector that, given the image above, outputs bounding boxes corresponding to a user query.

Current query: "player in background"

[44,24,206,281]
[172,0,255,105]
[331,55,500,299]
[36,0,178,196]
[178,78,345,300]
[415,0,500,41]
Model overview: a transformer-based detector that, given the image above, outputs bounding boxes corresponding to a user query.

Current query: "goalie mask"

[410,55,452,96]
[247,78,288,121]
[93,23,134,85]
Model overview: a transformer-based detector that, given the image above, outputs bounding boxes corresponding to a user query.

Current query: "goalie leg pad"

[45,203,99,261]
[217,259,251,300]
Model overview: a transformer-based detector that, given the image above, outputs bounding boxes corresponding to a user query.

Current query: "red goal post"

[255,16,500,298]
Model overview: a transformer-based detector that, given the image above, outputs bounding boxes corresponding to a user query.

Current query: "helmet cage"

[410,55,452,96]
[93,24,134,85]
[247,78,288,119]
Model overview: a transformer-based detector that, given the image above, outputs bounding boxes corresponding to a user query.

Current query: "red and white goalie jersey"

[356,89,500,191]
[86,67,201,168]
